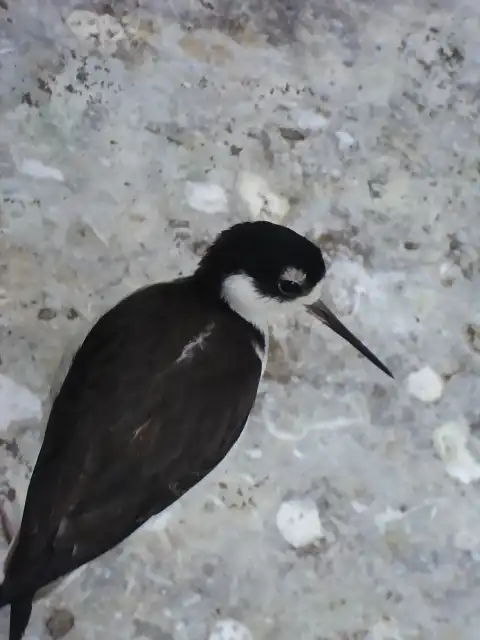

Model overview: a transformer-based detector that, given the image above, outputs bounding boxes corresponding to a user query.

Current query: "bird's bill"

[306,299,394,379]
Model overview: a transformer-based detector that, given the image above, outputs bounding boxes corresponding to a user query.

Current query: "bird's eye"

[278,278,303,298]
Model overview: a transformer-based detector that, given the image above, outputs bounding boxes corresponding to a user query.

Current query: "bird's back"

[2,277,264,607]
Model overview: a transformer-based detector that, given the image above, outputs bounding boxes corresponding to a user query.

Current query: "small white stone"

[335,130,356,150]
[293,109,329,132]
[0,374,42,431]
[182,593,201,607]
[208,619,253,640]
[19,159,65,182]
[237,172,289,221]
[185,182,228,214]
[406,366,444,402]
[275,498,324,548]
[245,447,263,459]
[367,617,403,640]
[432,420,480,484]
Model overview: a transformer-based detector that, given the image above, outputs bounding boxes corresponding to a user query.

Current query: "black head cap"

[197,220,326,301]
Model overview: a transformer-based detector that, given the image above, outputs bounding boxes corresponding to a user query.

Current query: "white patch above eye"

[281,266,306,285]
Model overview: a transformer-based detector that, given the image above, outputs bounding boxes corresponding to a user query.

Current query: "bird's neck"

[220,273,276,337]
[192,267,270,336]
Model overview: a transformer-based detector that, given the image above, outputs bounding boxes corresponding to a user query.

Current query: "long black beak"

[307,300,393,378]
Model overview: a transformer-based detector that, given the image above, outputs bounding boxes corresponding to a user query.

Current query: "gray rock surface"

[1,0,480,638]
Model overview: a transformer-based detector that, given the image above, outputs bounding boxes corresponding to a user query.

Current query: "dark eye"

[278,278,303,298]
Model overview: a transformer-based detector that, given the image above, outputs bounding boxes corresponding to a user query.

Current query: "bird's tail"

[8,596,33,640]
[0,582,9,608]
[0,583,34,640]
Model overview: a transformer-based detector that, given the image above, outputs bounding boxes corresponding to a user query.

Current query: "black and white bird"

[0,221,392,639]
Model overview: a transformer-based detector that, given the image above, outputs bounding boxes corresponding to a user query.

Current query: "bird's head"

[197,220,392,378]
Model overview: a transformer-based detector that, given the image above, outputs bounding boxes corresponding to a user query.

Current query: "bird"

[0,220,392,639]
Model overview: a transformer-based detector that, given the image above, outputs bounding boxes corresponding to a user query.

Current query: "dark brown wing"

[4,280,263,598]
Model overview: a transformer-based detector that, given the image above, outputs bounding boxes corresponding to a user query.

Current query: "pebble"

[185,182,228,214]
[275,498,324,548]
[432,420,480,484]
[293,109,329,132]
[19,159,64,182]
[406,366,444,402]
[335,130,356,151]
[237,172,289,221]
[245,447,263,459]
[208,619,253,640]
[0,374,42,432]
[45,608,75,639]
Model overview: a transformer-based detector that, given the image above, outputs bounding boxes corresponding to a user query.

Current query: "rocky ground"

[0,0,480,638]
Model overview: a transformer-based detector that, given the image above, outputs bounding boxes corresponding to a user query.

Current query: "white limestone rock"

[433,420,480,484]
[407,366,444,402]
[292,109,329,132]
[245,447,263,459]
[18,159,65,182]
[275,498,324,548]
[237,172,289,221]
[335,130,356,151]
[185,182,228,214]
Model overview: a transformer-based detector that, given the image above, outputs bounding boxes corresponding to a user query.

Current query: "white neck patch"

[222,273,280,334]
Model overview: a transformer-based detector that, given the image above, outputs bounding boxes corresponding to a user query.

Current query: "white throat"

[221,272,324,381]
[221,273,277,334]
[221,272,324,334]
